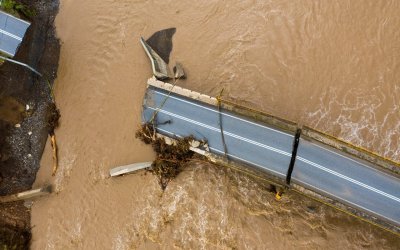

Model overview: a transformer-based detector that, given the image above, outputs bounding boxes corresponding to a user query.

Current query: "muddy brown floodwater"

[30,0,400,249]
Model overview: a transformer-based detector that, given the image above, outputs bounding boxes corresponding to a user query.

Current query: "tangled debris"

[46,102,60,136]
[136,123,198,190]
[46,102,60,176]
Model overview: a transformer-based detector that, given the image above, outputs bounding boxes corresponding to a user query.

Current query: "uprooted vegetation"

[46,102,60,135]
[136,123,202,190]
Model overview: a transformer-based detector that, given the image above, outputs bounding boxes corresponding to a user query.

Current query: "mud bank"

[0,0,60,247]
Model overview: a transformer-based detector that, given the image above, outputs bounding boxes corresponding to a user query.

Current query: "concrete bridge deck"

[142,78,400,229]
[0,10,30,56]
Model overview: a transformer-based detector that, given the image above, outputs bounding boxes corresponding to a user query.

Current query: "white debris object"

[15,123,21,128]
[109,162,153,177]
[164,137,173,145]
[0,186,51,203]
[189,140,200,148]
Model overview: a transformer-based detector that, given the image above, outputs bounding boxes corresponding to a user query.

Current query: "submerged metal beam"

[141,78,400,230]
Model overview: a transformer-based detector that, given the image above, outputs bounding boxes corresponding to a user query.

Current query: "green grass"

[0,0,35,18]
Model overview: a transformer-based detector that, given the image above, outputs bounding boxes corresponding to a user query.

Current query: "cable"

[216,89,228,159]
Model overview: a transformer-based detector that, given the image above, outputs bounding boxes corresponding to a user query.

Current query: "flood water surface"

[31,0,400,249]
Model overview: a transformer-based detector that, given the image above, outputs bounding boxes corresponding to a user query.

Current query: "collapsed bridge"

[141,77,400,234]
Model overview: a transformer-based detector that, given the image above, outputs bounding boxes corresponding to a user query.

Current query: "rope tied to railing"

[149,78,179,124]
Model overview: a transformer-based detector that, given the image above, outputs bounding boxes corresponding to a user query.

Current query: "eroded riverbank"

[0,0,60,247]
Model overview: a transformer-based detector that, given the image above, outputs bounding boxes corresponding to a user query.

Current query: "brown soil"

[0,0,60,248]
